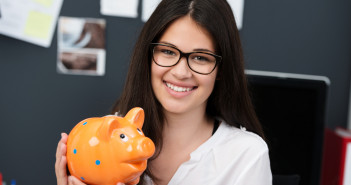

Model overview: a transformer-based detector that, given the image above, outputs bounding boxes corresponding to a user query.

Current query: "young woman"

[56,0,272,184]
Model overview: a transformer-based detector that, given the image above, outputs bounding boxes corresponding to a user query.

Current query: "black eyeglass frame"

[150,43,222,75]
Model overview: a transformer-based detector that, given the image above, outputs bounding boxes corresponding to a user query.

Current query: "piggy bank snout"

[136,137,155,159]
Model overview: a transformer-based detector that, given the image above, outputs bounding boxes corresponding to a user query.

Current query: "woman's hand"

[55,133,69,185]
[55,133,88,185]
[55,133,125,185]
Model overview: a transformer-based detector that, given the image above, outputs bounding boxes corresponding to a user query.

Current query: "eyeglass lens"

[152,44,217,74]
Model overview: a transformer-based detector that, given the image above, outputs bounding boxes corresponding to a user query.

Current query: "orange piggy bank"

[66,107,155,185]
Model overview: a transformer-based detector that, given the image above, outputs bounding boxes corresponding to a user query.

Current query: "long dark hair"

[112,0,264,183]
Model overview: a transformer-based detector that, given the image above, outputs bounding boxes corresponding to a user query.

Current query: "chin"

[162,104,189,115]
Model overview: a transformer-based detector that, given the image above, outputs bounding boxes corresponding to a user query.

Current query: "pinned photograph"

[57,17,106,76]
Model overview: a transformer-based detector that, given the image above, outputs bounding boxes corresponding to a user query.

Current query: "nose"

[170,56,192,79]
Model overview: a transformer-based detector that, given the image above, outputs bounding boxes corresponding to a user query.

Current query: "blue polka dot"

[81,177,85,181]
[73,149,77,154]
[95,160,101,165]
[83,122,87,125]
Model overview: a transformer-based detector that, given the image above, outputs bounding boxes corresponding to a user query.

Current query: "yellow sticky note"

[34,0,54,7]
[24,11,53,39]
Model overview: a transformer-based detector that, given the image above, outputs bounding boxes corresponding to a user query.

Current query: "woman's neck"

[148,107,215,185]
[162,107,214,149]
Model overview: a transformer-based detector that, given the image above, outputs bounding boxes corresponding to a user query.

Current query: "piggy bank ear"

[124,107,145,128]
[98,117,120,141]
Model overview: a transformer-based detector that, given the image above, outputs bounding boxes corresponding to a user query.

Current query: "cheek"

[202,70,218,97]
[206,69,218,89]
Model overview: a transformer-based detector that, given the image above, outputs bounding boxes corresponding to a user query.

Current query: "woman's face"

[151,15,218,115]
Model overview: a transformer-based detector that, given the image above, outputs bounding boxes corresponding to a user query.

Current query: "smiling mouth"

[164,81,197,92]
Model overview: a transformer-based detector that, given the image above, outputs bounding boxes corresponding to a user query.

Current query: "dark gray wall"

[0,0,350,184]
[241,0,351,130]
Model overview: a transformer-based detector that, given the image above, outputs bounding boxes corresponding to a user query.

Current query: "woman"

[56,0,272,184]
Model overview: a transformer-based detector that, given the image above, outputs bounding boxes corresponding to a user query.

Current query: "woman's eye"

[120,133,129,142]
[193,56,210,62]
[161,49,175,55]
[137,128,143,135]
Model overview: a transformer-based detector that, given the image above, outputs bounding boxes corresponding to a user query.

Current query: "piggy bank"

[66,107,155,185]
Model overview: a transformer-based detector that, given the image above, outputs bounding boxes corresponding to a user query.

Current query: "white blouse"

[145,121,273,185]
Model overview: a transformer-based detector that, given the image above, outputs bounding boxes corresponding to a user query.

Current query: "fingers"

[58,155,67,176]
[55,133,68,185]
[116,183,125,185]
[56,133,68,159]
[68,176,87,185]
[55,133,68,171]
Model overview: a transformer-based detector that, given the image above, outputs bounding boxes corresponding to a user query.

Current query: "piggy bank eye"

[120,134,129,142]
[137,128,143,135]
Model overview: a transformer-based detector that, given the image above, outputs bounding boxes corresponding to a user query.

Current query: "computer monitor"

[246,70,330,185]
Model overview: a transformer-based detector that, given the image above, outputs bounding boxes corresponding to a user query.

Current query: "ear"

[98,117,120,142]
[124,107,145,128]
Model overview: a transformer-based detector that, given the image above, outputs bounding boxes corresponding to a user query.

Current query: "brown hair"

[112,0,264,183]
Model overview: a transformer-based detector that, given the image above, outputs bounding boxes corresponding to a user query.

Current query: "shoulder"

[214,122,268,154]
[209,122,272,182]
[209,121,269,170]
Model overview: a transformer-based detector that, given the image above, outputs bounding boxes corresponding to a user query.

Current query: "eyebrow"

[193,48,215,53]
[158,41,216,54]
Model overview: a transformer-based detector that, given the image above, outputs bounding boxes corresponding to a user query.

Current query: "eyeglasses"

[150,43,221,75]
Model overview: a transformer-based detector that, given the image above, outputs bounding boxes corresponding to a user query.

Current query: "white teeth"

[166,82,193,92]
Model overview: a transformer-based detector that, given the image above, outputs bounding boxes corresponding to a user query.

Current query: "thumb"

[68,176,86,185]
